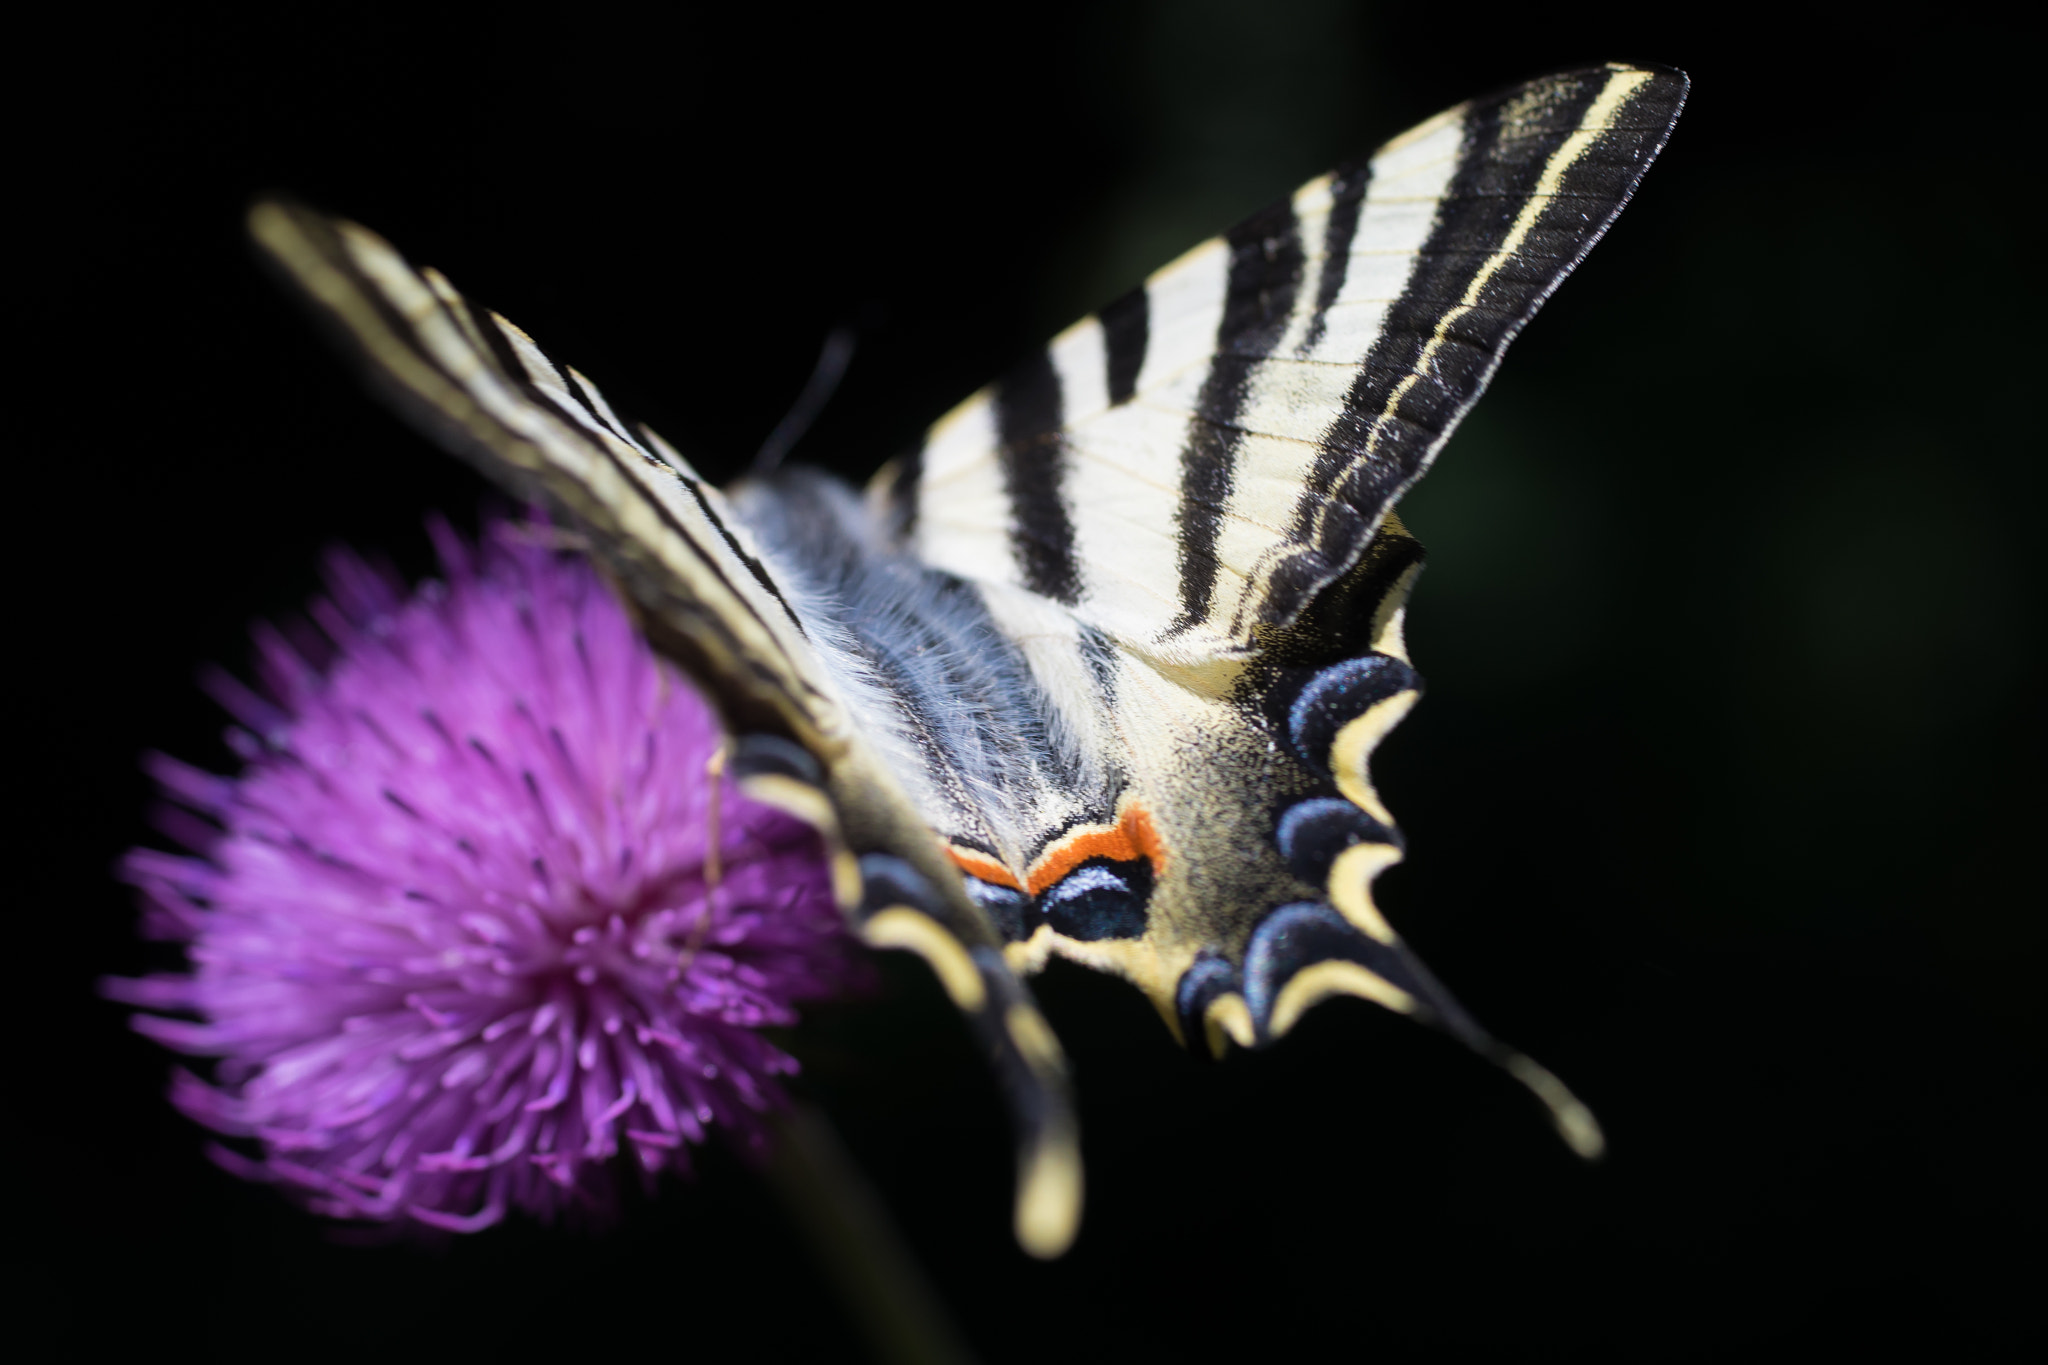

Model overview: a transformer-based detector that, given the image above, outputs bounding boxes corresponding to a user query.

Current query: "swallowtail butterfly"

[252,63,1688,1257]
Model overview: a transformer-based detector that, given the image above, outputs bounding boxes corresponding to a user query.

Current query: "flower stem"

[767,1103,979,1365]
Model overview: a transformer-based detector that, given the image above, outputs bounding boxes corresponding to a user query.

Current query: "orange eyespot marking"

[1024,798,1166,897]
[1121,800,1168,871]
[946,844,1023,891]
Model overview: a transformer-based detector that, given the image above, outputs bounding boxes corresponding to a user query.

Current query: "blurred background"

[23,3,2039,1356]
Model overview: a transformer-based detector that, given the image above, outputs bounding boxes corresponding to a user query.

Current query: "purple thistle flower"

[109,517,863,1231]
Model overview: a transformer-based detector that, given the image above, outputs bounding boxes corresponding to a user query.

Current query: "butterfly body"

[252,62,1688,1256]
[730,446,1433,1045]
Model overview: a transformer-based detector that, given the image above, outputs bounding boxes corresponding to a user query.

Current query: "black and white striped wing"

[248,204,1085,1259]
[248,204,853,758]
[880,64,1687,662]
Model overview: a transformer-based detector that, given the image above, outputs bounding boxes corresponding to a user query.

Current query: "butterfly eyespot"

[858,858,988,1014]
[1037,859,1151,942]
[964,877,1031,942]
[1242,901,1433,1043]
[1174,950,1242,1055]
[1275,798,1402,886]
[1284,653,1420,768]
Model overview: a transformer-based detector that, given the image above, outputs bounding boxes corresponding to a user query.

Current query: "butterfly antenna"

[752,326,856,477]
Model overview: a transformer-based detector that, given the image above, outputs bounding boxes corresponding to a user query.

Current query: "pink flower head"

[110,517,862,1231]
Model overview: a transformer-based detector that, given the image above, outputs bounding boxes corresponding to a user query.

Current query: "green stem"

[766,1103,979,1365]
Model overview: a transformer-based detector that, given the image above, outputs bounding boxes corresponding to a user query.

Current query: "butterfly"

[250,62,1688,1257]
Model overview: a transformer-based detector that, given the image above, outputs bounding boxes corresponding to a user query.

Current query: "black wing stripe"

[666,468,811,639]
[468,322,835,719]
[993,349,1082,606]
[1169,199,1305,634]
[876,67,1684,660]
[453,291,653,462]
[321,221,828,719]
[1268,67,1683,624]
[1099,285,1149,406]
[444,290,610,449]
[888,437,925,540]
[554,358,635,445]
[258,215,491,449]
[1296,160,1370,359]
[1308,76,1605,499]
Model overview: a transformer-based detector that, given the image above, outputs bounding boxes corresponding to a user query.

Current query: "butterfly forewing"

[888,64,1687,664]
[250,202,1086,1257]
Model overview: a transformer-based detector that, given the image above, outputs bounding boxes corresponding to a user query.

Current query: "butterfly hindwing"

[870,63,1683,1149]
[250,204,1084,1256]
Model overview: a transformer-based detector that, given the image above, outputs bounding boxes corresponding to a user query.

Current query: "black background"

[25,3,2041,1358]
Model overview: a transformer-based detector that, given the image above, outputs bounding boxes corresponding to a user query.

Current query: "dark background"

[24,3,2040,1358]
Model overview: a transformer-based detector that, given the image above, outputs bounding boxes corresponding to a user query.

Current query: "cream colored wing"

[877,64,1688,666]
